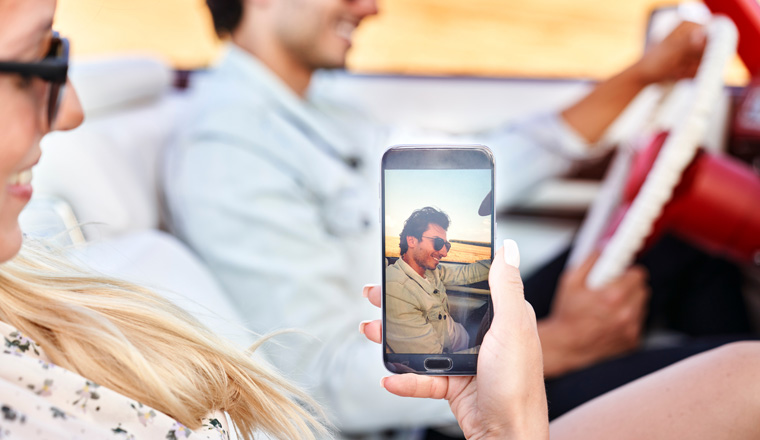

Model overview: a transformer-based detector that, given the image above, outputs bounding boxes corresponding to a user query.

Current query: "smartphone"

[381,145,495,375]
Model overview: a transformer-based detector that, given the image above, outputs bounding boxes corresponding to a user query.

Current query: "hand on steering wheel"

[633,21,707,84]
[572,16,738,289]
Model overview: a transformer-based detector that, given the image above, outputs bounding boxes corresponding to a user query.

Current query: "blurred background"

[54,0,748,83]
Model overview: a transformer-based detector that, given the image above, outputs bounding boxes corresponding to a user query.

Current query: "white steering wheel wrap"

[583,16,738,289]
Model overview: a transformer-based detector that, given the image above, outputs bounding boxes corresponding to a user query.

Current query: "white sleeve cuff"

[519,113,613,160]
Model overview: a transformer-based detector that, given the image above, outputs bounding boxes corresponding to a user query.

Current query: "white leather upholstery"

[34,58,181,239]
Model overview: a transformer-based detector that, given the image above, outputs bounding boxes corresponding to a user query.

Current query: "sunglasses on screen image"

[422,236,452,252]
[0,32,69,128]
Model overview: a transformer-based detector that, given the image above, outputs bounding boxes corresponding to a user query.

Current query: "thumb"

[489,239,526,324]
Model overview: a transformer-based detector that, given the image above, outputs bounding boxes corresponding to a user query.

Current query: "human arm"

[438,260,491,286]
[561,21,706,144]
[538,254,650,378]
[437,261,491,351]
[550,342,760,440]
[363,241,549,440]
[523,23,699,378]
[448,316,471,353]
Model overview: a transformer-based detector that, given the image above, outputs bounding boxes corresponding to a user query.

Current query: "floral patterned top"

[0,321,235,440]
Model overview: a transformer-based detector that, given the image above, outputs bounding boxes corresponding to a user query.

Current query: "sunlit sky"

[52,0,749,83]
[385,170,491,242]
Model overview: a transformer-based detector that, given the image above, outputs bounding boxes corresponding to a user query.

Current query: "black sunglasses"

[422,235,452,252]
[0,32,69,128]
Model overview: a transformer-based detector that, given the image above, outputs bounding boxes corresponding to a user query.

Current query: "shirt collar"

[221,43,305,108]
[396,257,439,294]
[219,43,359,160]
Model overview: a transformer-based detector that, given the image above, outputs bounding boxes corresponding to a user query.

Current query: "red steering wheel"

[569,16,760,288]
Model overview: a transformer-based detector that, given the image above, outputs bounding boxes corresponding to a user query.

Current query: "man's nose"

[439,246,448,258]
[54,79,84,131]
[350,0,379,19]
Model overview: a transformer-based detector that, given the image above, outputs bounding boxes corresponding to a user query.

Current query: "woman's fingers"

[381,374,451,400]
[363,284,382,308]
[565,250,600,286]
[359,319,382,343]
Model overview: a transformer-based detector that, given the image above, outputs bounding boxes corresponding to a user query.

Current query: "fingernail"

[359,320,371,335]
[503,239,520,268]
[691,27,706,45]
[362,284,377,298]
[380,377,387,388]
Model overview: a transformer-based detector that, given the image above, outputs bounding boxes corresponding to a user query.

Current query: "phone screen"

[381,145,494,375]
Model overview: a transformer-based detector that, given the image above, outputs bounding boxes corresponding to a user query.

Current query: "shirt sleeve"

[483,113,613,208]
[438,260,491,286]
[447,319,471,352]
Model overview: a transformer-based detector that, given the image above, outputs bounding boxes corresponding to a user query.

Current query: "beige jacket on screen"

[385,257,491,354]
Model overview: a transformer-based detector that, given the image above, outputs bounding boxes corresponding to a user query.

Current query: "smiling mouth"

[7,169,33,186]
[335,20,357,42]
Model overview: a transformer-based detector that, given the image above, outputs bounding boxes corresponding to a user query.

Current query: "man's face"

[271,0,378,71]
[409,223,449,272]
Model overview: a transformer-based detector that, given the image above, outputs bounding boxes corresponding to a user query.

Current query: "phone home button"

[424,357,453,372]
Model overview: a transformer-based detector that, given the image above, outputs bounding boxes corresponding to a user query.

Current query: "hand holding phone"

[381,145,494,375]
[362,243,549,439]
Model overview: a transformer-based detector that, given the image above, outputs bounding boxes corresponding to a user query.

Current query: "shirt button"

[438,314,442,320]
[433,289,439,294]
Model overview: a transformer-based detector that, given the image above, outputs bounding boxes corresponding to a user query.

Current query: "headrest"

[31,56,187,239]
[69,56,173,115]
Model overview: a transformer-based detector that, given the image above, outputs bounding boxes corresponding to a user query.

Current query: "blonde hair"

[0,240,328,439]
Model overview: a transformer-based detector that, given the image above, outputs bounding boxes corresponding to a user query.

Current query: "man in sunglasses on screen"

[385,207,490,355]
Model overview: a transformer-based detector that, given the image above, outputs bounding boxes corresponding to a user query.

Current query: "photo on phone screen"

[381,145,494,375]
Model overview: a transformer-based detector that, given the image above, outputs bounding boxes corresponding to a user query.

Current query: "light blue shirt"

[163,43,598,432]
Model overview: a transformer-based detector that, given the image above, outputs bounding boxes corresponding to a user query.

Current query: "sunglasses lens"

[45,37,67,129]
[433,238,451,252]
[47,81,65,128]
[433,238,443,251]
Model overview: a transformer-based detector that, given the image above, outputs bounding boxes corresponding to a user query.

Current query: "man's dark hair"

[399,207,450,256]
[207,0,244,37]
